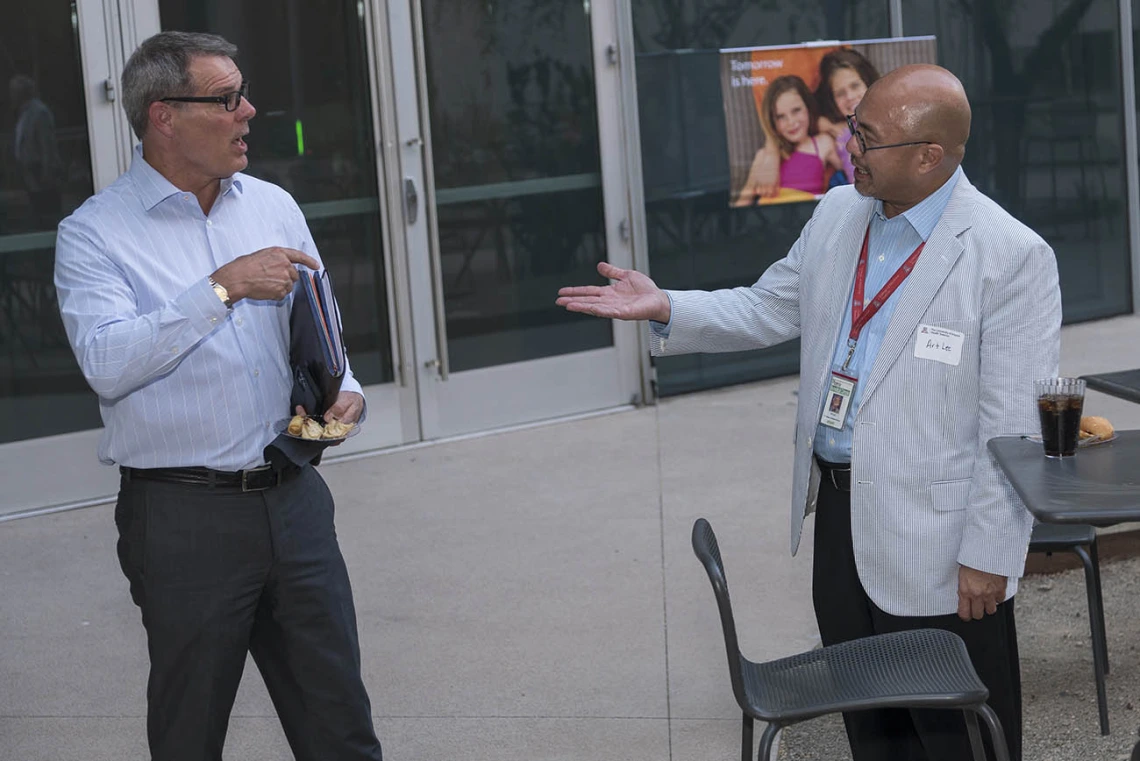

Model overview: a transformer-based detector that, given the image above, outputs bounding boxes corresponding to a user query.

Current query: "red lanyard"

[840,227,925,372]
[850,227,925,340]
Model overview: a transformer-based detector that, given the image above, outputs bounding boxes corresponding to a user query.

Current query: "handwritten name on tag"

[914,324,964,366]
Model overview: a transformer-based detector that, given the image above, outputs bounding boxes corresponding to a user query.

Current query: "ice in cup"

[1034,378,1086,458]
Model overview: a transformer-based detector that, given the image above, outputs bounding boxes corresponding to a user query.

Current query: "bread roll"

[1080,415,1114,438]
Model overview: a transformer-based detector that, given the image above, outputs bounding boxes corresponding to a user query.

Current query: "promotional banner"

[721,36,937,207]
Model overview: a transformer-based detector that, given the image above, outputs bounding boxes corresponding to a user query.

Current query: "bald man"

[558,65,1060,760]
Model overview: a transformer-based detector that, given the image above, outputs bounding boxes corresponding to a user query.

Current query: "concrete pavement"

[2,314,1138,760]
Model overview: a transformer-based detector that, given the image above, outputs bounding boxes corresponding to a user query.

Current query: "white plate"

[1079,432,1116,447]
[1024,433,1116,448]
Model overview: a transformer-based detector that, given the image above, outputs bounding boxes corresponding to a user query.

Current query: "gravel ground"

[778,556,1140,760]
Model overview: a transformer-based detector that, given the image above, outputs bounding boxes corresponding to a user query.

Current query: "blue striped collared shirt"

[54,146,363,471]
[814,166,962,462]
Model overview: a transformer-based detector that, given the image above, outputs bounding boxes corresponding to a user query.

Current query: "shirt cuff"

[649,292,674,338]
[180,277,231,334]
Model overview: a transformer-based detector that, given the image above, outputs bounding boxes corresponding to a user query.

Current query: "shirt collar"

[871,165,962,241]
[129,144,245,211]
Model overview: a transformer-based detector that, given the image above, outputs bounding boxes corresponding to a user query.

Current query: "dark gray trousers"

[114,465,383,761]
[812,475,1022,761]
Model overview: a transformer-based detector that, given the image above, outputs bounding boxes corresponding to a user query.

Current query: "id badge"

[820,372,857,430]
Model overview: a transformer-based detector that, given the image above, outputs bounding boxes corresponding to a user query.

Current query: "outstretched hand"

[555,261,671,323]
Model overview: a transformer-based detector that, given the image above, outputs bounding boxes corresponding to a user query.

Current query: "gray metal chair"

[1028,521,1109,734]
[692,518,1010,761]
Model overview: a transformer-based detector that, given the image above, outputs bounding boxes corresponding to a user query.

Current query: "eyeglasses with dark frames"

[160,81,249,112]
[845,114,934,154]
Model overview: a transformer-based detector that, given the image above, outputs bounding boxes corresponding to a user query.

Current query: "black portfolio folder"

[265,268,347,470]
[289,267,345,416]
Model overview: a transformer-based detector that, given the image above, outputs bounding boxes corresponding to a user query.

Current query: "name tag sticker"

[914,324,964,366]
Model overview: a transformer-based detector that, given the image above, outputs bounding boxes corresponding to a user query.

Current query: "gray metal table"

[989,431,1140,756]
[1082,369,1140,405]
[988,431,1140,526]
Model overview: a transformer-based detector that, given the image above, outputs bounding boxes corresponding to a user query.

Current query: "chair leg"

[741,714,753,761]
[975,703,1011,761]
[965,709,987,761]
[756,723,780,761]
[1089,536,1109,675]
[1073,544,1110,736]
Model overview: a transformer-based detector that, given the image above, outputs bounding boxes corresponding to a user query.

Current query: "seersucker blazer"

[651,174,1062,616]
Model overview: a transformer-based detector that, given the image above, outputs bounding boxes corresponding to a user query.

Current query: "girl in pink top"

[760,75,842,196]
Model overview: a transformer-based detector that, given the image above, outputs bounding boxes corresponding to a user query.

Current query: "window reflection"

[908,0,1131,323]
[423,1,612,372]
[0,2,99,443]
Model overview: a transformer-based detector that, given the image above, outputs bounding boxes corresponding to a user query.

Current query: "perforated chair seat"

[739,628,989,724]
[692,518,1009,761]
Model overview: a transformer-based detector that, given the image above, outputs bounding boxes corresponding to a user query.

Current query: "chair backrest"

[691,518,749,709]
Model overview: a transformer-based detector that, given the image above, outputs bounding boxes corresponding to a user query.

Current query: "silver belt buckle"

[241,464,276,492]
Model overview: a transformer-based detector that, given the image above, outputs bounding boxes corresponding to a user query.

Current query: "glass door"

[387,0,644,439]
[154,0,419,455]
[0,0,137,516]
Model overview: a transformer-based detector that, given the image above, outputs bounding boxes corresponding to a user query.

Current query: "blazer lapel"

[810,198,876,375]
[798,197,876,416]
[857,177,976,407]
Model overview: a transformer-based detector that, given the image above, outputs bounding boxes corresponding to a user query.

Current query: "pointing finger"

[284,248,321,271]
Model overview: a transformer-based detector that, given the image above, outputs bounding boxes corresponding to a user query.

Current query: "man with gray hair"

[54,31,383,761]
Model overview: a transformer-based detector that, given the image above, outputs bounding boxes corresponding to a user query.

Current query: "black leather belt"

[816,457,852,492]
[120,464,299,492]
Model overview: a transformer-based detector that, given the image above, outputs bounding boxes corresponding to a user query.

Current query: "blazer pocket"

[930,478,971,512]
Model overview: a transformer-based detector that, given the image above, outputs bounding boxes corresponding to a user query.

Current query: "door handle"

[404,177,419,225]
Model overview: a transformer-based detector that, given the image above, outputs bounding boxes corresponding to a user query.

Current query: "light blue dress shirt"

[55,146,363,471]
[814,167,961,462]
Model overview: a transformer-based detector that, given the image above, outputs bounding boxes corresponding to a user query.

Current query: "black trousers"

[114,465,383,761]
[812,475,1021,761]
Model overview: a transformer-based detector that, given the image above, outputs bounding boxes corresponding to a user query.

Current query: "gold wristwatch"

[208,277,232,309]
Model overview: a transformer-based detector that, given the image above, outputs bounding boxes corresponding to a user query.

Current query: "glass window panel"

[631,1,892,396]
[0,1,100,443]
[422,2,612,373]
[160,0,395,385]
[907,0,1131,323]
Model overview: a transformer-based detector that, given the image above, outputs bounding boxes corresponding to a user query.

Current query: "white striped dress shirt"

[55,146,363,471]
